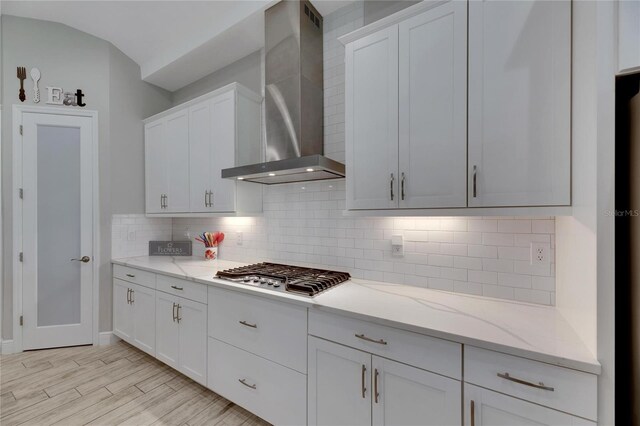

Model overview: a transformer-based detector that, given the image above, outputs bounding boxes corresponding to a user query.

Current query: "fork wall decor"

[17,66,27,102]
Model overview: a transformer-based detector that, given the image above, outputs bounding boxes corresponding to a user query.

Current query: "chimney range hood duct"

[221,0,345,184]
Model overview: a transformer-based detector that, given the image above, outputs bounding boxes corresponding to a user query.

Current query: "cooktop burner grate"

[216,262,350,297]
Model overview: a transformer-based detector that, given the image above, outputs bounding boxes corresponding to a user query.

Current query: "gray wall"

[1,15,171,339]
[171,50,262,106]
[363,0,420,25]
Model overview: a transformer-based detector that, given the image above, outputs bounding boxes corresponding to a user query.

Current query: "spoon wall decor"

[31,68,41,103]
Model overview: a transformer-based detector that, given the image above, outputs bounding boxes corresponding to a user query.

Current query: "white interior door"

[22,112,94,350]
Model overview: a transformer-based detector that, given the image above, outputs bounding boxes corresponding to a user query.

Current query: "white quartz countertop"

[112,256,601,375]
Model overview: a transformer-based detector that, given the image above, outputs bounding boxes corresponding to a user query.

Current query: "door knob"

[70,256,91,263]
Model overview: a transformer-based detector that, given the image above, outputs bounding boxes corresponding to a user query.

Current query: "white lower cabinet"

[130,283,156,355]
[464,384,595,426]
[208,337,307,426]
[112,278,155,357]
[308,337,372,426]
[155,291,180,368]
[372,356,461,426]
[113,279,133,341]
[155,291,207,385]
[308,336,461,426]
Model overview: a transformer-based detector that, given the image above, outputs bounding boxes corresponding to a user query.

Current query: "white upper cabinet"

[619,0,640,74]
[398,0,467,208]
[468,0,571,207]
[145,83,262,216]
[164,110,191,213]
[346,26,399,210]
[345,1,468,211]
[342,0,572,213]
[144,120,168,214]
[188,100,213,213]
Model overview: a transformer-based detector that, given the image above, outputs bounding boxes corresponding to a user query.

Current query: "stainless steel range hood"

[221,0,346,184]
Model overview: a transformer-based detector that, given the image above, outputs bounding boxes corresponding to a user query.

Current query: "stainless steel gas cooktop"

[215,262,350,297]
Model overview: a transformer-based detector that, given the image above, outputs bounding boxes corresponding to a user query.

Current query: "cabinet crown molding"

[338,0,449,45]
[143,82,262,124]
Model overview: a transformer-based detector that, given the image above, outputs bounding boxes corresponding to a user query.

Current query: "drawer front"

[207,337,306,426]
[309,310,461,380]
[156,274,207,304]
[113,264,156,289]
[207,287,307,373]
[464,346,598,421]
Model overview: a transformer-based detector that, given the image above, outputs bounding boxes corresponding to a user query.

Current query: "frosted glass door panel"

[22,112,94,350]
[37,125,82,327]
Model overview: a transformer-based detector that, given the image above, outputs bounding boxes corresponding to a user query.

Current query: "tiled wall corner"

[112,214,172,259]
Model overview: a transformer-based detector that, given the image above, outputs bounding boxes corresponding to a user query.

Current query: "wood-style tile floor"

[0,341,271,426]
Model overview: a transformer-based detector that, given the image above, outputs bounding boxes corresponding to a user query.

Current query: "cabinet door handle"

[497,372,555,391]
[129,289,134,304]
[374,368,380,403]
[164,195,168,208]
[126,273,135,278]
[209,191,213,207]
[390,173,394,201]
[204,190,208,207]
[172,302,177,322]
[170,285,183,291]
[401,172,405,201]
[355,333,388,345]
[126,288,131,304]
[238,378,257,390]
[473,165,477,198]
[160,194,163,209]
[239,320,257,329]
[471,400,475,426]
[361,364,367,398]
[176,304,182,323]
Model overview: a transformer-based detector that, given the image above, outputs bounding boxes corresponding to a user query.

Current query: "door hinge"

[19,188,23,199]
[19,315,23,326]
[19,252,23,262]
[19,125,23,136]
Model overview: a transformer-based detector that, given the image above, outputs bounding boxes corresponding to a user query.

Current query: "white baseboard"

[98,332,120,346]
[1,339,15,354]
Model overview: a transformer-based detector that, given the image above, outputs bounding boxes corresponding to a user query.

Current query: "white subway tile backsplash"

[111,214,172,259]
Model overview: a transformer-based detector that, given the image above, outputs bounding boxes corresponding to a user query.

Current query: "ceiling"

[1,0,356,92]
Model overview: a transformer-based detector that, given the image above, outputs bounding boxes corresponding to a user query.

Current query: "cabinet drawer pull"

[238,378,257,389]
[170,285,184,291]
[471,400,475,426]
[355,333,387,345]
[126,273,135,278]
[473,165,477,198]
[497,372,555,392]
[239,320,257,329]
[390,173,394,201]
[374,368,380,403]
[361,364,367,398]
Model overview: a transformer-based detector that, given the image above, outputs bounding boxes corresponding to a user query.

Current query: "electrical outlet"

[530,242,551,266]
[391,234,404,257]
[236,231,243,246]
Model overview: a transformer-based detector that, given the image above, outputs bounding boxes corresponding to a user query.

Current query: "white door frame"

[12,105,100,353]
